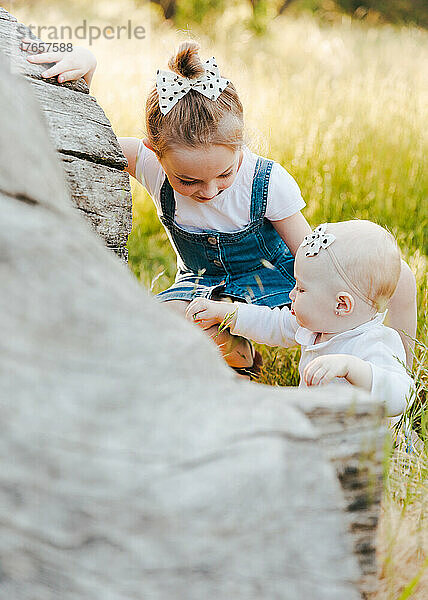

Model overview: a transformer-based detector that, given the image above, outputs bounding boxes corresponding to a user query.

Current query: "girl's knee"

[400,260,417,300]
[205,324,253,364]
[391,260,417,310]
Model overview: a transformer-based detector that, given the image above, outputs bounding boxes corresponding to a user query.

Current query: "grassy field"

[13,1,428,597]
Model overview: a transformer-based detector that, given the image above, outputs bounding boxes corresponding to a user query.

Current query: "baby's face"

[160,144,243,202]
[289,248,341,333]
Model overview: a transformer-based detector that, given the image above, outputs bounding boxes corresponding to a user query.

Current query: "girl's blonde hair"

[146,41,244,158]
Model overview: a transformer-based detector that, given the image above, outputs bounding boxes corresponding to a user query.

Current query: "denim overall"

[157,157,296,308]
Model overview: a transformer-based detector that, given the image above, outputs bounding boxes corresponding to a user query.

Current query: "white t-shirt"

[230,305,414,418]
[135,142,305,232]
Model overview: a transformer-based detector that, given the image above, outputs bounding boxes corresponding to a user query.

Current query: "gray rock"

[0,6,132,260]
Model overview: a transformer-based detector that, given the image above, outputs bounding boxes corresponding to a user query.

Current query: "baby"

[186,220,414,417]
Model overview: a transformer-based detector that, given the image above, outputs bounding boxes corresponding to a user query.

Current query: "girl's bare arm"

[118,138,141,179]
[271,212,312,256]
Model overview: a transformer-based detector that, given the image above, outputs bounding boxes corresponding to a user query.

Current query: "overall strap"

[250,157,274,222]
[160,175,176,219]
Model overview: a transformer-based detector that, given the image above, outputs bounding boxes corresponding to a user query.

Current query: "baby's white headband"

[299,224,374,308]
[156,56,230,115]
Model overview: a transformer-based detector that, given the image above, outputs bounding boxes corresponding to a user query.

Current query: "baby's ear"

[335,292,355,315]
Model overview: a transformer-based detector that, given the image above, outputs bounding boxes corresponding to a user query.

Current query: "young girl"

[24,40,417,373]
[186,220,414,417]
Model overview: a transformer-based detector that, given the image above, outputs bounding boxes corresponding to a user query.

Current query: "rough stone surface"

[0,6,132,260]
[0,20,385,600]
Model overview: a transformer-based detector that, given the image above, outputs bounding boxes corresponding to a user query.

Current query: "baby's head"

[144,41,244,202]
[289,220,401,333]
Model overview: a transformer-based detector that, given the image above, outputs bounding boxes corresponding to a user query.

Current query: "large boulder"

[0,7,132,260]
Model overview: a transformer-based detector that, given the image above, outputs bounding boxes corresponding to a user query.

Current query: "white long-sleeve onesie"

[230,304,413,417]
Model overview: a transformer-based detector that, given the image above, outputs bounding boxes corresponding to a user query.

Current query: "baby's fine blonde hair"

[145,41,244,158]
[325,220,402,311]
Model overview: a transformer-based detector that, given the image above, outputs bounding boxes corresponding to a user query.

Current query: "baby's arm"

[186,298,298,347]
[185,298,238,330]
[304,345,414,417]
[304,355,372,389]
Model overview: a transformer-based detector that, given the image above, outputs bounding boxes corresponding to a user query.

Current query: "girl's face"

[158,144,243,202]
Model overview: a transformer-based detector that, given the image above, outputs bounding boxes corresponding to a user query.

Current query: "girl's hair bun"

[147,41,244,157]
[168,41,205,79]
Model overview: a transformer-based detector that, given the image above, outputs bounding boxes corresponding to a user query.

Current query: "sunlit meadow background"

[10,0,428,597]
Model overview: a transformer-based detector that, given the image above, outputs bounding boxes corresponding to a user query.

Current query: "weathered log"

[297,396,385,596]
[0,25,385,600]
[60,155,131,252]
[0,6,132,260]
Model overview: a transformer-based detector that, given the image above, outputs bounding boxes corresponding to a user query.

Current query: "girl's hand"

[21,40,97,87]
[303,354,350,387]
[185,298,237,331]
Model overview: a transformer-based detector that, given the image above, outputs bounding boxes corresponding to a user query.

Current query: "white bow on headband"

[156,56,230,115]
[299,224,336,257]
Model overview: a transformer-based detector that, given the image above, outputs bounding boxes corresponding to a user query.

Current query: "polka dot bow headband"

[299,224,336,257]
[156,56,230,115]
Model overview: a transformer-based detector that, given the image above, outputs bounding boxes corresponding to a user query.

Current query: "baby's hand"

[185,298,237,331]
[21,39,97,85]
[303,354,350,387]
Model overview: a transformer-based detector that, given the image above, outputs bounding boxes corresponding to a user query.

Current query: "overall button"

[207,236,217,245]
[213,259,222,267]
